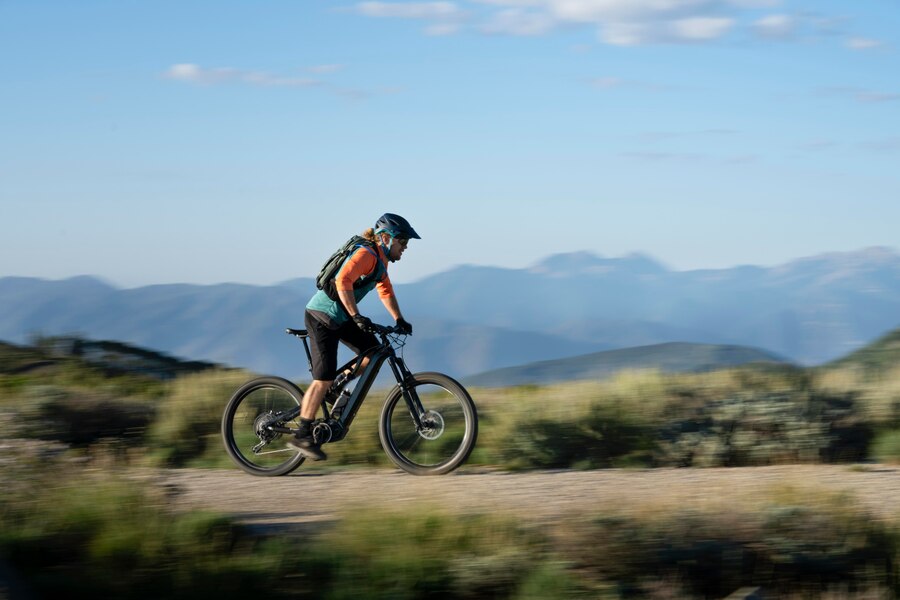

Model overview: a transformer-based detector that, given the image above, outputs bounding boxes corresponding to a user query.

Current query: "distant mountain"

[464,342,791,387]
[392,246,900,365]
[0,276,603,379]
[826,326,900,374]
[2,246,899,378]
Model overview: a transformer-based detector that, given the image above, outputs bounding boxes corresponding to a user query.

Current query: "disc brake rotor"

[418,410,444,440]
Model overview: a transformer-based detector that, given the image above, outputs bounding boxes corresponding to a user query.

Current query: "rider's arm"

[375,273,402,321]
[338,284,402,324]
[380,293,402,322]
[337,288,362,317]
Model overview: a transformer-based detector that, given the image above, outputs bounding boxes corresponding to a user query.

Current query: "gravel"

[161,464,900,530]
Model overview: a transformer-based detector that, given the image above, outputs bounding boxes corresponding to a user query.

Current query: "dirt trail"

[161,464,900,530]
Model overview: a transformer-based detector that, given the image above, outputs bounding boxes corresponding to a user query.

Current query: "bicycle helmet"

[375,213,421,240]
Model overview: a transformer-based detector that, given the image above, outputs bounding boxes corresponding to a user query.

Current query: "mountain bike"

[221,323,478,476]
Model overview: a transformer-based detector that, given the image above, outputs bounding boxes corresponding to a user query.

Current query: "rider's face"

[389,237,409,262]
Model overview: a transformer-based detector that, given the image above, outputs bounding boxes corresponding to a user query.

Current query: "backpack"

[315,236,383,301]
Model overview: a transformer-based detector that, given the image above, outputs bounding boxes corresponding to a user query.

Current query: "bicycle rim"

[223,378,305,476]
[380,373,477,475]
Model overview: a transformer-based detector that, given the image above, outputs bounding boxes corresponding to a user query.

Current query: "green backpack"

[315,236,382,301]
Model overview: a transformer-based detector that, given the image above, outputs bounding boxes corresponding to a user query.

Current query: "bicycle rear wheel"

[379,372,478,475]
[221,376,306,476]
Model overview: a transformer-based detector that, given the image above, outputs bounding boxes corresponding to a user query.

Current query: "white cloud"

[163,63,379,99]
[501,0,740,44]
[726,0,780,7]
[164,64,319,87]
[474,0,544,6]
[671,16,733,40]
[546,0,715,23]
[752,13,794,38]
[482,8,557,35]
[599,22,649,45]
[352,2,467,34]
[166,63,202,81]
[844,37,883,51]
[425,21,463,34]
[356,1,462,19]
[307,64,345,74]
[349,0,870,49]
[598,16,733,45]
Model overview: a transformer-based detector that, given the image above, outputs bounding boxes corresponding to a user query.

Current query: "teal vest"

[306,246,388,328]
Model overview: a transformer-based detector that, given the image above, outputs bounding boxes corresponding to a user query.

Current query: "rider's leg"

[289,312,340,460]
[300,379,332,421]
[290,312,378,460]
[290,382,330,460]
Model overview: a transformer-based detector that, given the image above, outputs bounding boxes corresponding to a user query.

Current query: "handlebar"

[371,323,401,335]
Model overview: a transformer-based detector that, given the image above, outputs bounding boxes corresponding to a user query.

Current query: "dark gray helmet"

[375,213,421,239]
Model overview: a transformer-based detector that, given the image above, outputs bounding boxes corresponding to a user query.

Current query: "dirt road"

[161,464,900,530]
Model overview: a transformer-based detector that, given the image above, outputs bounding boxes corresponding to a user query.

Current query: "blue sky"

[2,0,898,287]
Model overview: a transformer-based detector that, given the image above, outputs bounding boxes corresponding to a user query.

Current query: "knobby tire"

[378,372,478,475]
[221,376,307,476]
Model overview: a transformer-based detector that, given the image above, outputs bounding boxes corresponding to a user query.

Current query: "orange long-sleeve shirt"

[334,244,394,300]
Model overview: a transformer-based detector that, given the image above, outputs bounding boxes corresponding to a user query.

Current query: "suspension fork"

[387,355,426,429]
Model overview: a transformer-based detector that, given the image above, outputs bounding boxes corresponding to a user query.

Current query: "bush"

[0,461,310,599]
[148,370,250,467]
[654,389,872,467]
[871,429,900,463]
[500,402,653,470]
[558,497,900,598]
[10,385,156,448]
[316,507,561,599]
[2,442,898,599]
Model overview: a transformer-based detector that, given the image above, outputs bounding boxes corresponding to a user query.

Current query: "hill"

[826,327,900,373]
[465,342,792,387]
[0,336,220,380]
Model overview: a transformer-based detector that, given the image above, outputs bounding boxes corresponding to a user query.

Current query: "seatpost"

[301,339,314,377]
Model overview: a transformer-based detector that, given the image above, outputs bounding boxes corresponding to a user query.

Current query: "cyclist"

[288,213,420,460]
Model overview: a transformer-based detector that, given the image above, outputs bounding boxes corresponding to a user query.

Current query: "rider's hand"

[396,317,413,335]
[352,314,375,333]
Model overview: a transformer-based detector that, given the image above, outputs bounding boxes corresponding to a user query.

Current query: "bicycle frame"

[276,327,426,443]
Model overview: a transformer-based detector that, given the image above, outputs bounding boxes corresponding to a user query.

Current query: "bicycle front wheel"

[222,376,306,476]
[379,372,478,475]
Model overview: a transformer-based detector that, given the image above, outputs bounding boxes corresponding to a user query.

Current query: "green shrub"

[499,401,653,470]
[10,385,156,447]
[558,497,900,598]
[871,429,900,463]
[654,389,871,467]
[0,461,310,599]
[148,370,250,467]
[318,507,544,599]
[512,560,590,599]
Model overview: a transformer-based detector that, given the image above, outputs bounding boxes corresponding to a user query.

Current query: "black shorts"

[304,310,379,381]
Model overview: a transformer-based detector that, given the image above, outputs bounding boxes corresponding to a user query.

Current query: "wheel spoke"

[381,376,477,474]
[222,378,307,476]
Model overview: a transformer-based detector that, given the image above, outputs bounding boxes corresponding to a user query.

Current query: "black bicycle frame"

[275,329,426,442]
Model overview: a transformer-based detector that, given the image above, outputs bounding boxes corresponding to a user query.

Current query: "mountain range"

[1,246,899,380]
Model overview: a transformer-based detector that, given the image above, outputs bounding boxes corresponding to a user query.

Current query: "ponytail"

[361,228,378,243]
